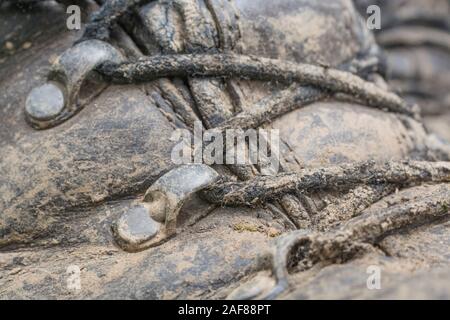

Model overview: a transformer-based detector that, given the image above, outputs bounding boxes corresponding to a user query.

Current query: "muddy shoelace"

[201,160,450,206]
[97,53,416,117]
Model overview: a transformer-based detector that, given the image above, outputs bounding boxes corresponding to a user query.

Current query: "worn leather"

[0,0,448,299]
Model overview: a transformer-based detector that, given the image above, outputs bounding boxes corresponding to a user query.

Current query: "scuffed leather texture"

[0,0,448,299]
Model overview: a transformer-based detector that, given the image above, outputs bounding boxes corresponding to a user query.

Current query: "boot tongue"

[235,0,373,68]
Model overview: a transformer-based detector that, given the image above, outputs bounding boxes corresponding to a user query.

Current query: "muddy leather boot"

[0,0,449,299]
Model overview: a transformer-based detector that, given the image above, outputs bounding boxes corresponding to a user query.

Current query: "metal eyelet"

[25,39,124,129]
[112,164,220,252]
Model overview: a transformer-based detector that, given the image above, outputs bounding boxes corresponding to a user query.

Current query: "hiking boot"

[0,0,449,299]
